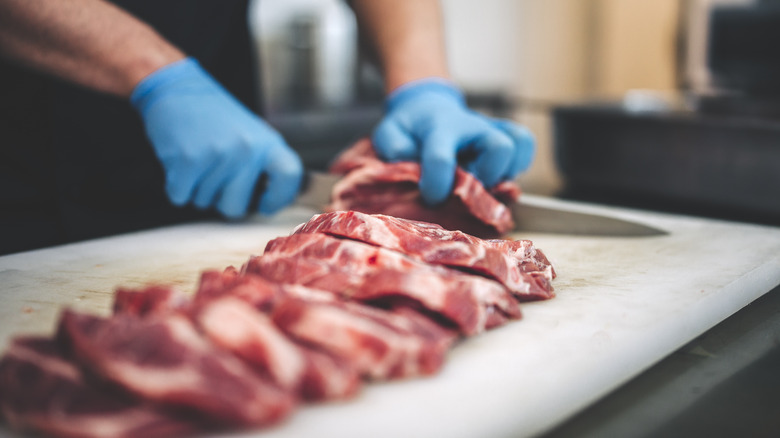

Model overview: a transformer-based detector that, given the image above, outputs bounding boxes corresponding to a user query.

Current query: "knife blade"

[295,172,666,237]
[510,198,667,237]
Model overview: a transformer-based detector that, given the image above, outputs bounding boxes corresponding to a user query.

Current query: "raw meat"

[271,294,457,380]
[194,294,361,401]
[293,210,555,300]
[328,162,514,237]
[0,336,196,438]
[58,309,295,427]
[114,273,363,401]
[0,203,557,438]
[113,285,188,317]
[194,268,453,381]
[247,232,522,335]
[327,139,520,237]
[193,269,278,312]
[193,270,362,399]
[195,296,308,390]
[297,348,362,401]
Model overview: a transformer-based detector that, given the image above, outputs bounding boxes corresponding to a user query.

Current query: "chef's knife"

[295,172,666,237]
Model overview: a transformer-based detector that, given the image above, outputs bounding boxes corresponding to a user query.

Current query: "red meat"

[293,210,554,300]
[0,337,197,438]
[248,232,522,335]
[58,310,295,427]
[271,294,457,380]
[327,139,520,237]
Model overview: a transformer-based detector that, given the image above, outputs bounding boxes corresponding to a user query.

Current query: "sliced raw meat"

[298,347,362,400]
[360,270,518,331]
[271,294,457,380]
[328,161,514,237]
[327,139,520,237]
[193,295,361,401]
[195,296,306,391]
[0,337,196,438]
[248,232,521,335]
[297,209,553,275]
[192,269,435,384]
[113,285,189,317]
[194,269,278,311]
[112,272,362,402]
[58,309,295,427]
[293,210,554,300]
[484,238,555,275]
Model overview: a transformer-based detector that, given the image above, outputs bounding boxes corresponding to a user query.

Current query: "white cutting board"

[1,195,779,438]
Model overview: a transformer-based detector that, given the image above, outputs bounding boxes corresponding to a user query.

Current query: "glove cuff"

[130,57,210,115]
[386,77,465,111]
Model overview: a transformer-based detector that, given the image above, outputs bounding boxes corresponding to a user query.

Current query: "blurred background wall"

[442,0,683,196]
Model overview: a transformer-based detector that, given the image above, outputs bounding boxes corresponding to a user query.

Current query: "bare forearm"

[350,0,449,93]
[0,0,184,97]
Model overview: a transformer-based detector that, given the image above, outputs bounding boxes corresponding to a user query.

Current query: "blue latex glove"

[130,58,303,218]
[372,78,535,205]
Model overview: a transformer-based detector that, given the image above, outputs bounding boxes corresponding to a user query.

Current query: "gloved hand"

[130,57,303,218]
[372,78,535,205]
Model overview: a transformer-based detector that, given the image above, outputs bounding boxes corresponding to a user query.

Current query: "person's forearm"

[349,0,449,93]
[0,0,185,97]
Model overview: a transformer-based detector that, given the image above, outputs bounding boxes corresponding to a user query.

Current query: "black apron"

[0,0,258,255]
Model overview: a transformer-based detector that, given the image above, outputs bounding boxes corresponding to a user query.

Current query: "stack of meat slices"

[0,211,555,438]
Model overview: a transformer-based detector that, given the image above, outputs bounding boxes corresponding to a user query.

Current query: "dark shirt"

[0,0,258,255]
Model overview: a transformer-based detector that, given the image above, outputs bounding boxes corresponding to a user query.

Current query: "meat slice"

[327,138,526,237]
[193,295,361,401]
[111,272,362,402]
[113,285,189,317]
[361,270,519,331]
[195,297,307,390]
[193,270,361,400]
[248,232,521,335]
[213,241,464,379]
[299,209,554,277]
[58,309,295,427]
[328,161,515,238]
[271,294,457,380]
[329,139,520,205]
[0,337,196,438]
[193,269,278,311]
[298,348,362,400]
[293,210,554,300]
